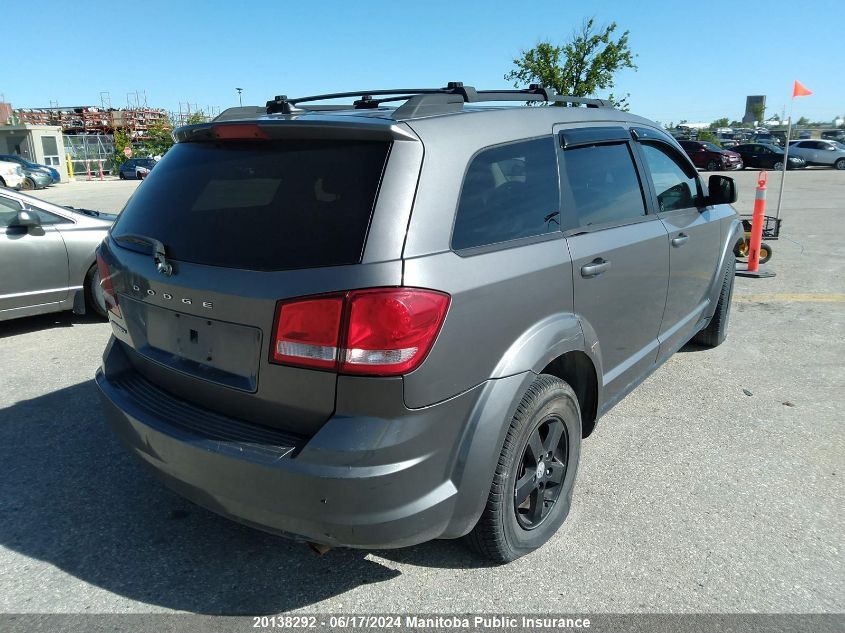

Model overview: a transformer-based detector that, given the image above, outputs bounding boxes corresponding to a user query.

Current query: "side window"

[452,137,560,250]
[640,143,702,213]
[0,195,23,227]
[27,204,71,225]
[560,142,646,228]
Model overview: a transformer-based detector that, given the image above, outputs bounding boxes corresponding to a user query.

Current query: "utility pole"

[236,88,243,107]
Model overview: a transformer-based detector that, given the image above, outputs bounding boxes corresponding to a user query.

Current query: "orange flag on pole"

[793,80,812,97]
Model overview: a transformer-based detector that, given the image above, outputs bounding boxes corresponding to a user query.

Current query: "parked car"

[821,130,845,143]
[788,139,845,169]
[752,132,781,146]
[0,154,60,184]
[118,158,156,180]
[797,130,812,139]
[0,160,26,190]
[18,166,53,190]
[95,84,741,563]
[0,188,116,321]
[678,140,743,170]
[732,143,807,170]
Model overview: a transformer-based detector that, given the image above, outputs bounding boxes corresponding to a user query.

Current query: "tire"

[84,264,108,319]
[119,171,126,180]
[465,375,582,563]
[0,177,5,188]
[773,161,784,170]
[733,238,749,258]
[835,158,845,171]
[758,243,772,265]
[693,256,735,348]
[706,160,720,171]
[21,177,35,191]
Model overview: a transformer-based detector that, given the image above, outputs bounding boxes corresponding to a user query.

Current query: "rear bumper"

[96,338,486,549]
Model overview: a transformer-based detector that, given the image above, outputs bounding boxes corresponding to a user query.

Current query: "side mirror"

[12,209,41,228]
[708,175,737,205]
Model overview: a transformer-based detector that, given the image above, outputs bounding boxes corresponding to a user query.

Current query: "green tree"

[697,129,717,143]
[505,18,637,109]
[142,121,175,157]
[112,128,132,168]
[750,102,765,124]
[795,116,810,127]
[710,117,729,130]
[184,110,208,125]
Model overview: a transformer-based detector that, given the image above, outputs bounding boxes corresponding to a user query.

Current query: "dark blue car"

[118,158,156,180]
[0,154,60,184]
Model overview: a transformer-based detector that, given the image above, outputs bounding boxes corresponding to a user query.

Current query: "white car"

[0,160,25,189]
[787,140,845,170]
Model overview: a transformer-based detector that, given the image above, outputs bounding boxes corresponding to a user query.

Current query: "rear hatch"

[100,125,398,435]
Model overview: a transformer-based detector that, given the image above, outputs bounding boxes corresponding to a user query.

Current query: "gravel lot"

[1,170,843,615]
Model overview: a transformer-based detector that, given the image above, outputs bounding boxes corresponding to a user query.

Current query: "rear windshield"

[112,140,390,271]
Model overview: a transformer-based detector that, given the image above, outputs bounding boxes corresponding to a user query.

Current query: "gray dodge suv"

[95,84,741,562]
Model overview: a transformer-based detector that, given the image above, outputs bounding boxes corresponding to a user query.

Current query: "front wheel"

[21,177,35,190]
[758,242,772,265]
[773,161,784,170]
[464,375,582,563]
[693,256,735,348]
[706,159,720,171]
[834,158,845,170]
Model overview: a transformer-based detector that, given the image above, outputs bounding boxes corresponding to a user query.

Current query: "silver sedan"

[787,140,845,169]
[0,188,116,322]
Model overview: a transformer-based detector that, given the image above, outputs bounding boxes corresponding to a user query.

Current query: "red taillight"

[212,124,269,140]
[96,251,121,317]
[270,288,450,376]
[341,289,450,375]
[271,295,344,370]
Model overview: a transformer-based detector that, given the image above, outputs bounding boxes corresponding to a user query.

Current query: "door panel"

[658,207,720,354]
[567,219,669,395]
[635,140,721,356]
[0,226,70,311]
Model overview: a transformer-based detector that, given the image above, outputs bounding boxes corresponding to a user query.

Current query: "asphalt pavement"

[1,170,842,614]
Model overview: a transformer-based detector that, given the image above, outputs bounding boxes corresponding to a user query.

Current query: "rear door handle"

[671,233,689,247]
[580,258,611,278]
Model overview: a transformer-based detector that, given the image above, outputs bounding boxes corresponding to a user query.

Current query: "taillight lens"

[341,289,450,375]
[95,250,121,317]
[270,288,450,376]
[272,295,344,370]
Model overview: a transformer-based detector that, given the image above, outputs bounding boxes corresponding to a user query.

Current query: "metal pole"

[775,98,793,221]
[236,88,243,107]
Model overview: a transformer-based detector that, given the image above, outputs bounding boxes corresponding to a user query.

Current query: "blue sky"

[3,0,842,125]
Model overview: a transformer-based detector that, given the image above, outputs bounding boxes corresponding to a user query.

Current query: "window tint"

[560,142,646,228]
[451,137,560,250]
[640,143,701,212]
[113,140,390,271]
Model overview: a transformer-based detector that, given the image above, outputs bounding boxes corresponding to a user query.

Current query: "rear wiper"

[113,233,174,276]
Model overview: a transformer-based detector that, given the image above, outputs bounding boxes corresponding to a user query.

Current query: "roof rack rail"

[265,82,613,118]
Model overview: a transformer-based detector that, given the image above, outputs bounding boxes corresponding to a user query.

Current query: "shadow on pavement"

[0,312,103,340]
[0,380,487,614]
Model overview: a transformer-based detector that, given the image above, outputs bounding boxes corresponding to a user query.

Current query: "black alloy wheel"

[513,415,569,529]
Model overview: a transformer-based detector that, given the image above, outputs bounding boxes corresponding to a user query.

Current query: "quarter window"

[560,142,646,228]
[640,143,702,212]
[452,137,560,250]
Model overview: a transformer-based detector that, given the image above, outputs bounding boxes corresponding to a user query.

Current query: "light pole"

[236,88,243,107]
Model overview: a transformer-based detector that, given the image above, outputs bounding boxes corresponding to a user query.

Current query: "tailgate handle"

[580,258,611,278]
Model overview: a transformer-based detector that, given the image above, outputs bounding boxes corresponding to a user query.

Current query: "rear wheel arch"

[540,351,599,437]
